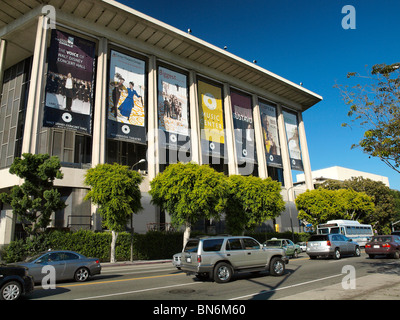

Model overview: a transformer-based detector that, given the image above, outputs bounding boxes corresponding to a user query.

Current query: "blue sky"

[119,0,400,190]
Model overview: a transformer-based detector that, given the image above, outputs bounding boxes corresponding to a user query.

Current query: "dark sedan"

[0,264,34,300]
[365,235,400,259]
[14,250,101,284]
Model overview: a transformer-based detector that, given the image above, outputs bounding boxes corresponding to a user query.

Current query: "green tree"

[225,175,285,235]
[320,177,397,233]
[295,188,375,229]
[337,62,400,173]
[84,163,143,263]
[149,162,227,247]
[0,153,65,237]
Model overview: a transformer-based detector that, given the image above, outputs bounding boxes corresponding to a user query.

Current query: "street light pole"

[286,186,295,241]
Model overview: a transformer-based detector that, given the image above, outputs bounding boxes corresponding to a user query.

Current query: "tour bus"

[316,220,373,246]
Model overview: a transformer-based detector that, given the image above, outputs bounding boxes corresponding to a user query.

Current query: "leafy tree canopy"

[225,175,285,235]
[0,153,65,236]
[295,188,375,229]
[149,162,227,245]
[337,62,400,173]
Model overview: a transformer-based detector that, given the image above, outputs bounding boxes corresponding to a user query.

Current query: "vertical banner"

[259,102,282,168]
[198,80,225,158]
[230,91,256,164]
[107,50,146,144]
[157,66,190,150]
[283,109,304,171]
[44,29,95,134]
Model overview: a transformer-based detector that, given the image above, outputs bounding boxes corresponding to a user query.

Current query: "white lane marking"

[229,273,343,300]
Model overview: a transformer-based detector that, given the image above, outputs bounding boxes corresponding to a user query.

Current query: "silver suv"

[180,236,289,283]
[306,234,361,259]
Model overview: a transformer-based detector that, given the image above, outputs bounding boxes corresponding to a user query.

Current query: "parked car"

[365,235,400,259]
[14,250,101,283]
[263,238,301,258]
[297,242,307,252]
[0,264,34,300]
[180,236,288,283]
[306,234,361,260]
[172,252,182,269]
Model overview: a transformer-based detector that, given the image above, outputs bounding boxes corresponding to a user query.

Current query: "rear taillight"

[382,243,391,248]
[365,244,371,248]
[197,255,202,263]
[95,259,100,264]
[326,240,331,247]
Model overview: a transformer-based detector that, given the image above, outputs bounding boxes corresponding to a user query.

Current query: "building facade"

[0,0,322,246]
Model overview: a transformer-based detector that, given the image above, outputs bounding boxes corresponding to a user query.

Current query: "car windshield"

[24,252,47,262]
[265,241,281,247]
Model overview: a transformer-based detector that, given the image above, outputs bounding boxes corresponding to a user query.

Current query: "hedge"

[1,230,312,263]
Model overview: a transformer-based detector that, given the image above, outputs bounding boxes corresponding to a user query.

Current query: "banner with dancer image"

[259,102,282,168]
[43,29,95,134]
[157,66,190,151]
[283,109,304,171]
[107,50,146,144]
[230,91,256,164]
[198,80,225,158]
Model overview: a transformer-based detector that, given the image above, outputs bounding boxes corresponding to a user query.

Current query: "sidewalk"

[278,273,400,300]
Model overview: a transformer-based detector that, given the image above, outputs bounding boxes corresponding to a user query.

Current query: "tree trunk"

[110,230,118,263]
[183,222,191,249]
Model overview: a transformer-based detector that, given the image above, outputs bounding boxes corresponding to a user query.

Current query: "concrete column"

[0,209,15,248]
[252,94,267,179]
[147,55,158,180]
[277,104,293,191]
[90,37,108,231]
[297,111,313,190]
[21,15,49,155]
[0,39,6,95]
[188,70,201,164]
[223,83,238,175]
[91,37,108,166]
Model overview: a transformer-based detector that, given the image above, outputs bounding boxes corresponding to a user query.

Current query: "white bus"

[317,220,373,246]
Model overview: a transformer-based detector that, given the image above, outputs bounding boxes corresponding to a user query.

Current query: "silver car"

[306,234,361,260]
[14,250,101,283]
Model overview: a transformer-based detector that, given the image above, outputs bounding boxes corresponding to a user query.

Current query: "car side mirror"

[348,239,352,242]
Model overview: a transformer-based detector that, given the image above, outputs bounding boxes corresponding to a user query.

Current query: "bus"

[316,220,373,246]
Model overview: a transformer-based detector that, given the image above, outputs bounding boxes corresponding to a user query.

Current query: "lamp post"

[286,186,296,241]
[129,158,146,261]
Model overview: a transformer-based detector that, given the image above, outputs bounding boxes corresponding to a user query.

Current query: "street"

[27,250,400,301]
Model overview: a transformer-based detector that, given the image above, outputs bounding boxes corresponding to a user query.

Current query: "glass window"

[203,239,224,252]
[60,252,80,260]
[226,239,243,251]
[184,240,199,253]
[243,238,260,250]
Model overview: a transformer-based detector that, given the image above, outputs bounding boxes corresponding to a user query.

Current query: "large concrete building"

[0,0,322,246]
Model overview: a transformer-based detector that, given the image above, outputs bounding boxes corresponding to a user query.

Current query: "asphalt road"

[27,250,400,302]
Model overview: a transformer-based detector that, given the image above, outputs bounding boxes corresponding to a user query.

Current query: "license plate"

[186,257,192,263]
[373,245,380,248]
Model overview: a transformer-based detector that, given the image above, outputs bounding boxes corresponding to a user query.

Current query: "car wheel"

[334,248,341,260]
[269,257,285,276]
[354,246,361,257]
[293,250,299,258]
[214,262,233,283]
[0,281,22,300]
[74,267,90,282]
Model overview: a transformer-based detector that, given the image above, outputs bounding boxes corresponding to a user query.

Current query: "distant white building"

[295,166,390,188]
